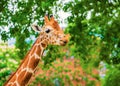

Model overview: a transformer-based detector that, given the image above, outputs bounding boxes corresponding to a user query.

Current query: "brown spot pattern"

[28,56,40,70]
[23,72,32,85]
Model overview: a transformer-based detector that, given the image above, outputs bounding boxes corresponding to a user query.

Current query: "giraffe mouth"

[60,40,68,46]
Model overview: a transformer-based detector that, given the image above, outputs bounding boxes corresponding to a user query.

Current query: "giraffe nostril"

[61,40,68,46]
[64,41,67,44]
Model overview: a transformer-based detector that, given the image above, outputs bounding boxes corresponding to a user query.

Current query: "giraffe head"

[31,15,69,46]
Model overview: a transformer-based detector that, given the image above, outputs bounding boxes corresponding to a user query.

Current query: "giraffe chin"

[61,43,66,46]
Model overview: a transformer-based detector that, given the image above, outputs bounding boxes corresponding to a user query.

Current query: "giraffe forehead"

[43,25,53,29]
[45,20,61,30]
[42,25,63,34]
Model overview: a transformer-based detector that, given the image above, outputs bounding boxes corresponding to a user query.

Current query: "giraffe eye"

[45,29,50,33]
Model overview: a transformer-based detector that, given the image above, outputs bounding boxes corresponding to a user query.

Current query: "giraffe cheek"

[52,41,55,44]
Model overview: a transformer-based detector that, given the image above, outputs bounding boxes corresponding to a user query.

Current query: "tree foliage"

[63,0,120,64]
[0,42,20,85]
[62,1,120,85]
[1,0,120,85]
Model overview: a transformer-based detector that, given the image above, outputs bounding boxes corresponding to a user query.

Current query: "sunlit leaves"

[64,0,120,64]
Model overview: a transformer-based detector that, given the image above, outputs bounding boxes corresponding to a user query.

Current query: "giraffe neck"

[4,35,47,86]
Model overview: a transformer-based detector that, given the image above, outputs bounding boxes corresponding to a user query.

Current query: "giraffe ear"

[31,24,41,32]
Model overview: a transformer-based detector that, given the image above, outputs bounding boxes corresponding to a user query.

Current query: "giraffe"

[4,15,69,86]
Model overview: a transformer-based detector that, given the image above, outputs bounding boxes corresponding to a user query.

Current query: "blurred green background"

[0,0,120,86]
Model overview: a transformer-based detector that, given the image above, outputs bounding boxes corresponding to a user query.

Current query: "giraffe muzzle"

[60,40,68,46]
